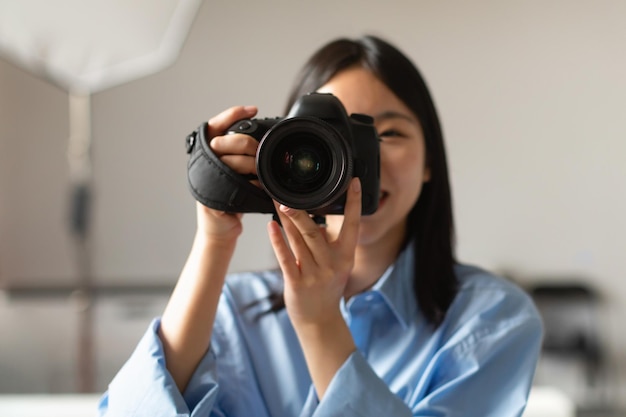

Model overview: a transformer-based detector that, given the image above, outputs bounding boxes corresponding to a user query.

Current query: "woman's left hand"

[267,178,362,327]
[267,178,362,399]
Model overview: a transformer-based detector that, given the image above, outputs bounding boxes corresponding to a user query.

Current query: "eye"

[378,129,404,139]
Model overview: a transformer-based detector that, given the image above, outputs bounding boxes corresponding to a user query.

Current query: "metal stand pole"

[68,91,94,393]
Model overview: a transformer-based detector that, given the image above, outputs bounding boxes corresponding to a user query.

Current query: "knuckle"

[233,134,250,149]
[244,136,260,153]
[222,134,257,155]
[302,229,319,240]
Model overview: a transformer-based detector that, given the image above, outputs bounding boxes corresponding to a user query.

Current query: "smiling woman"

[98,35,543,417]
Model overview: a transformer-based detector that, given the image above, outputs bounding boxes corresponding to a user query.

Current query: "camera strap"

[185,122,275,213]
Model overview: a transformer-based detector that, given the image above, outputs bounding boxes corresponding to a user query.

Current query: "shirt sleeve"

[97,318,225,417]
[299,351,413,417]
[412,314,543,417]
[300,311,543,417]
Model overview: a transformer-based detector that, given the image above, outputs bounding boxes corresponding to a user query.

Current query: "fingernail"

[243,105,257,113]
[352,178,361,192]
[279,204,294,215]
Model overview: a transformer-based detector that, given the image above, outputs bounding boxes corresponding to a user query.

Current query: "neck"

[343,231,406,299]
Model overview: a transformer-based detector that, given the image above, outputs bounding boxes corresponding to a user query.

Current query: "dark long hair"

[281,35,458,326]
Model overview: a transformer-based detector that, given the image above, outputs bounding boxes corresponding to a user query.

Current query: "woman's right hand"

[195,105,259,242]
[160,105,259,393]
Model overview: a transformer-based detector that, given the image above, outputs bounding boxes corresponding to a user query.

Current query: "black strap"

[185,123,275,213]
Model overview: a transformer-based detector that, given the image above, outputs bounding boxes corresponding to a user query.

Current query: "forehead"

[316,67,413,120]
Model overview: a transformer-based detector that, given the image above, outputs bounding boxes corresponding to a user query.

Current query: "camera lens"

[256,117,353,211]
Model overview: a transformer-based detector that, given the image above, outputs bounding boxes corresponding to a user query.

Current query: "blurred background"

[0,0,624,416]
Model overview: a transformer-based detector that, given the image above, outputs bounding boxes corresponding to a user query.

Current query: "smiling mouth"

[378,191,389,208]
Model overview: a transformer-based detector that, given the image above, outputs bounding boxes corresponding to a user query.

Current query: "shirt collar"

[342,242,417,329]
[372,241,417,329]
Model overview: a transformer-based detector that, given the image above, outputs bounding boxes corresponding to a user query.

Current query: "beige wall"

[1,0,625,403]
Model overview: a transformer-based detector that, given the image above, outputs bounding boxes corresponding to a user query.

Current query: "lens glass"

[272,133,332,193]
[291,149,318,179]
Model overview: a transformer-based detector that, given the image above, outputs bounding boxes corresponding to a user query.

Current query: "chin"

[354,222,388,247]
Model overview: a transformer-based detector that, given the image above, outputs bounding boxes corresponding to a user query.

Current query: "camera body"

[227,93,380,215]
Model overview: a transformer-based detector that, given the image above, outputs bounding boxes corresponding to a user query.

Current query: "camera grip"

[185,123,275,213]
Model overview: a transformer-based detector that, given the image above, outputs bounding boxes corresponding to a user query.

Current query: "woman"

[99,35,543,417]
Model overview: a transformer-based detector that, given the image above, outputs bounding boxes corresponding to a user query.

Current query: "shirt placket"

[348,294,378,358]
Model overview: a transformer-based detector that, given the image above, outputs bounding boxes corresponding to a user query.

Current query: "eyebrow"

[374,110,419,125]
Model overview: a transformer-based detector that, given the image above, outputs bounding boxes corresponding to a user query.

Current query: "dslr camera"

[186,93,380,216]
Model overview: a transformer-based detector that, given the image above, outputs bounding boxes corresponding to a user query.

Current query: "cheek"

[381,146,428,187]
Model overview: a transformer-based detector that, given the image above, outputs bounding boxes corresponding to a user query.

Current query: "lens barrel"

[256,117,353,211]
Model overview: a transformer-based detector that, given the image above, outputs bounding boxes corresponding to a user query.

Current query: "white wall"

[1,0,625,404]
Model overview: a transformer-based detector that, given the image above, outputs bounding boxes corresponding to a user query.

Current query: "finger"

[207,105,258,138]
[267,219,300,279]
[338,178,362,256]
[218,155,257,176]
[273,204,309,255]
[210,133,258,158]
[277,204,329,265]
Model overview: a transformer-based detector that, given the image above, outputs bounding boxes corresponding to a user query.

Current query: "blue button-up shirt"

[98,244,543,416]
